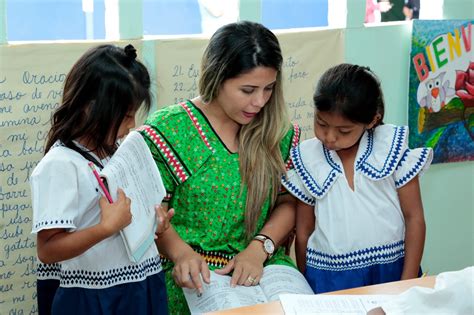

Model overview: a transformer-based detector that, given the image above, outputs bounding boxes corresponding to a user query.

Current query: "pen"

[88,162,114,203]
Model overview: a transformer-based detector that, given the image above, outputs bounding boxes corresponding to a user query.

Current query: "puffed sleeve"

[31,157,80,233]
[394,147,433,188]
[357,125,433,187]
[282,169,316,206]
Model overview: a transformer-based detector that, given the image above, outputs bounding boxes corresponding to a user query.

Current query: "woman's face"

[214,66,278,125]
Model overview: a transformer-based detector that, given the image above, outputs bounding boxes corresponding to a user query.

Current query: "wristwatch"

[253,234,275,259]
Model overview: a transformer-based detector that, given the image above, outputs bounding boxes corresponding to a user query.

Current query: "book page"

[101,131,165,262]
[183,272,268,314]
[259,265,314,301]
[280,294,393,314]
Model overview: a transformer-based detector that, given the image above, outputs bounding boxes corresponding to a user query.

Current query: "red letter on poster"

[413,53,429,82]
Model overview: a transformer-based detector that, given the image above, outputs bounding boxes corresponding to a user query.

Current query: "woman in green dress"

[140,21,300,314]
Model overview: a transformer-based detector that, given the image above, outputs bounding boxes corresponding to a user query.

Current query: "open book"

[99,130,165,263]
[183,264,314,314]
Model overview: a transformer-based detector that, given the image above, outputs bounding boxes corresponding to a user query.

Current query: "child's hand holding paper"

[154,205,175,239]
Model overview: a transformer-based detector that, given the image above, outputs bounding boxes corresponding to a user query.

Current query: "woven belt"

[161,247,235,268]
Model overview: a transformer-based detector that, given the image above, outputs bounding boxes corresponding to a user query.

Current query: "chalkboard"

[0,29,343,313]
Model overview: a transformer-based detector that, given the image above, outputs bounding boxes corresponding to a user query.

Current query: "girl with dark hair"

[30,44,169,314]
[140,21,300,314]
[283,63,433,294]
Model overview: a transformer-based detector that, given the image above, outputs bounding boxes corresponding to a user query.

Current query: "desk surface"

[208,276,436,314]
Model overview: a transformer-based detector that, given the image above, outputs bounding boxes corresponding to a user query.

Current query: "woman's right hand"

[98,188,132,236]
[172,248,210,294]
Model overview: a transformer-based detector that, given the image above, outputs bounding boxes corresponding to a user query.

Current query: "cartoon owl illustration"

[419,72,455,113]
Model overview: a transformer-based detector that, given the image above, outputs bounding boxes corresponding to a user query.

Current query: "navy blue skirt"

[42,271,168,315]
[37,279,60,315]
[305,257,422,293]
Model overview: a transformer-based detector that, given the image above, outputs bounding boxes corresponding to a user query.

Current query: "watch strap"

[253,233,275,258]
[255,233,275,244]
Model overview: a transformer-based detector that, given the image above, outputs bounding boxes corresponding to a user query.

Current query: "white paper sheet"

[183,265,313,314]
[260,264,314,301]
[280,294,393,315]
[101,130,165,262]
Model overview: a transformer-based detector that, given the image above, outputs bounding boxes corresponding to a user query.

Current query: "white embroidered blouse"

[30,142,161,289]
[282,125,433,270]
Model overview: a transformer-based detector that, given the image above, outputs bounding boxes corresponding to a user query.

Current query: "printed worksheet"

[280,294,393,314]
[183,265,314,314]
[101,131,165,262]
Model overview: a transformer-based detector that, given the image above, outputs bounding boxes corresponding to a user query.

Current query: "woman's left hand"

[214,240,267,287]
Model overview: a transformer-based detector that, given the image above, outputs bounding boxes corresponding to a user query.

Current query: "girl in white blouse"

[283,63,433,294]
[31,44,170,314]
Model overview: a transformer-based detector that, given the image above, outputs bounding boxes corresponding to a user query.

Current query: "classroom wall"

[134,0,474,277]
[0,0,472,313]
[0,32,343,314]
[344,0,473,276]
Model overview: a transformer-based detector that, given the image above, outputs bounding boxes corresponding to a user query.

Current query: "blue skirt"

[38,279,60,315]
[49,271,168,315]
[305,257,420,293]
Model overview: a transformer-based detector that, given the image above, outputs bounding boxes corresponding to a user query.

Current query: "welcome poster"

[409,20,473,164]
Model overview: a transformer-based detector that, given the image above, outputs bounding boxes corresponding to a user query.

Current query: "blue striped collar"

[291,125,408,199]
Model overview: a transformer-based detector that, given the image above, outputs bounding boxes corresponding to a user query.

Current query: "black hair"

[45,44,151,156]
[313,63,384,125]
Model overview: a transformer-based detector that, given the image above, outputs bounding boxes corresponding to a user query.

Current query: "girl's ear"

[367,113,382,129]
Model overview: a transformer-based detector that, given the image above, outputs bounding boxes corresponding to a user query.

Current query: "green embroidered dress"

[140,100,300,314]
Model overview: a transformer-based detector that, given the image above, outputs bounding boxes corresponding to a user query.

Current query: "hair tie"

[124,44,137,61]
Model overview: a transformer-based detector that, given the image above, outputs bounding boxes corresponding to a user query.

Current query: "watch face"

[263,239,275,254]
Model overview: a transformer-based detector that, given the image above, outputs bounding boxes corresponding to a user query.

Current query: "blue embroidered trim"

[356,126,406,180]
[291,146,342,198]
[281,176,315,205]
[306,240,405,271]
[323,146,342,173]
[396,149,410,171]
[37,257,162,288]
[34,219,74,230]
[356,129,374,167]
[395,148,430,188]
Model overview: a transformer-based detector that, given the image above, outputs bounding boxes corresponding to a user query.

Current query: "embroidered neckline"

[290,144,342,199]
[180,101,215,153]
[290,125,409,199]
[355,126,407,180]
[186,100,235,155]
